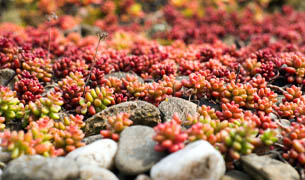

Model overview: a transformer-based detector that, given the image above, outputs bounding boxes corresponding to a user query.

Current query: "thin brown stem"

[267,84,285,94]
[272,110,288,130]
[47,27,51,60]
[269,71,279,83]
[83,31,108,97]
[46,12,57,60]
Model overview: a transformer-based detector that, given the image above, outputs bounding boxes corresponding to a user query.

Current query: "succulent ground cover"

[1,0,305,178]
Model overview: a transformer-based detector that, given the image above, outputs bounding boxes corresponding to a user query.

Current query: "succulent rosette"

[77,87,115,115]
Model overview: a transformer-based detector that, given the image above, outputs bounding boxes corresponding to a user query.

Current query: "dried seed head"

[97,31,108,40]
[46,12,58,22]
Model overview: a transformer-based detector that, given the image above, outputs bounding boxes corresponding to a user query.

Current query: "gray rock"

[66,139,117,169]
[241,154,300,180]
[269,112,278,120]
[41,83,57,96]
[269,113,290,142]
[197,98,222,111]
[2,155,79,180]
[79,164,119,180]
[275,119,290,142]
[63,26,81,36]
[135,174,152,180]
[275,95,285,105]
[149,23,169,35]
[269,112,290,128]
[175,76,189,81]
[158,97,197,123]
[0,151,11,163]
[0,69,16,89]
[84,101,161,136]
[279,119,291,128]
[175,76,189,93]
[80,25,100,36]
[222,35,236,46]
[220,170,252,180]
[0,141,10,164]
[0,9,22,27]
[5,119,23,131]
[150,140,226,180]
[115,126,164,175]
[270,36,278,43]
[105,72,144,83]
[8,76,18,90]
[82,134,103,145]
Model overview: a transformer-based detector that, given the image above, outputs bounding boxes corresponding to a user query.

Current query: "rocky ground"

[0,71,301,180]
[1,1,305,179]
[0,109,300,180]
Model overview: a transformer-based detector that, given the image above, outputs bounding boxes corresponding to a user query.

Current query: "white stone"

[241,154,300,180]
[66,139,118,169]
[79,164,119,180]
[114,126,164,175]
[2,155,79,180]
[150,140,225,180]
